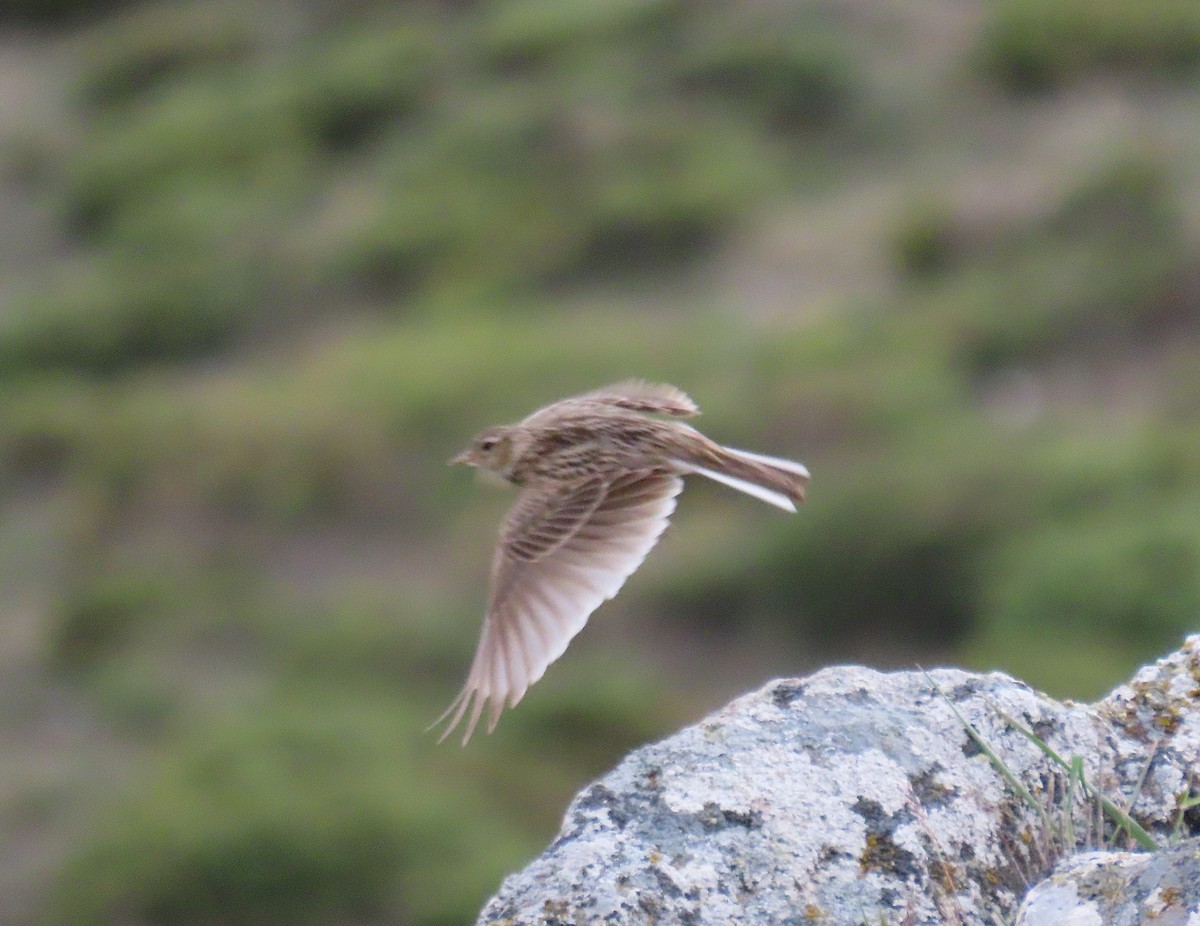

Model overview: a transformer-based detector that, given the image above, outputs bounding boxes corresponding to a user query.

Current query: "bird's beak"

[449,450,474,467]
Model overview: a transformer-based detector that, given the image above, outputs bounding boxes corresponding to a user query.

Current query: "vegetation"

[1,1,1198,924]
[978,0,1200,92]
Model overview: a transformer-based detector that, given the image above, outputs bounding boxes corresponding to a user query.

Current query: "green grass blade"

[987,702,1158,851]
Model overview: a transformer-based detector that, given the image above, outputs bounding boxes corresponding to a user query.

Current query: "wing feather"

[580,380,699,418]
[501,476,607,562]
[432,469,683,744]
[522,381,699,426]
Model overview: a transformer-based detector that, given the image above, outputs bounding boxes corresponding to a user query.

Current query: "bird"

[431,380,809,745]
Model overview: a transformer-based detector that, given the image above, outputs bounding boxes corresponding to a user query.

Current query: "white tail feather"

[680,462,797,512]
[722,446,811,480]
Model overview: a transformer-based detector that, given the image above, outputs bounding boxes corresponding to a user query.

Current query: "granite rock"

[475,636,1200,925]
[1016,840,1200,925]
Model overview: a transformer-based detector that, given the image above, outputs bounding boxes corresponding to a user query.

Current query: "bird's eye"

[480,438,496,451]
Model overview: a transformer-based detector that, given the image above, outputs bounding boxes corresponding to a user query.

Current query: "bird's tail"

[678,446,809,512]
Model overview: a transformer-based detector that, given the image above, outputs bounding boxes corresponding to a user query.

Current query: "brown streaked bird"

[432,380,810,745]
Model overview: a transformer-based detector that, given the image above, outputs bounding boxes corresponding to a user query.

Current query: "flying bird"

[432,380,809,744]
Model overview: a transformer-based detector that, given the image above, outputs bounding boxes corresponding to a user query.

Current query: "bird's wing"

[498,475,608,562]
[432,469,684,745]
[583,380,699,417]
[524,381,699,425]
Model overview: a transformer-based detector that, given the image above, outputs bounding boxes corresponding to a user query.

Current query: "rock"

[473,636,1200,925]
[1015,839,1200,925]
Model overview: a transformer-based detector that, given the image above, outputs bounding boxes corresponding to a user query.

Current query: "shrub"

[0,0,137,27]
[50,570,169,669]
[0,260,247,377]
[890,198,960,280]
[47,693,526,926]
[754,482,985,651]
[982,493,1200,647]
[979,0,1200,93]
[75,4,257,109]
[928,155,1188,376]
[287,24,436,152]
[676,28,857,132]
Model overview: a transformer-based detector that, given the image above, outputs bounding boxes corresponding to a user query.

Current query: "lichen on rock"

[1016,839,1200,925]
[474,636,1200,925]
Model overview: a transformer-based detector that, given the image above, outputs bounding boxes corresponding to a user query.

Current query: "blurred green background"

[1,0,1198,923]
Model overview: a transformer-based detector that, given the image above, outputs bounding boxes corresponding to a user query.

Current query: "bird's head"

[449,425,518,477]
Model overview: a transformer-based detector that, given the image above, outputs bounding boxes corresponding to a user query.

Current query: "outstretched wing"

[432,469,684,745]
[499,475,608,562]
[585,380,699,417]
[524,381,699,425]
